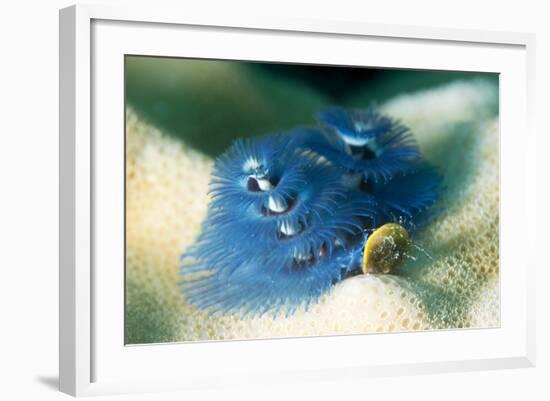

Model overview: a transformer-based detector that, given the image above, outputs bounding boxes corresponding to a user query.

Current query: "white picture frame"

[59,3,536,397]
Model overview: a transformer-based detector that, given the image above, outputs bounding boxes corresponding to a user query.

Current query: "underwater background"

[124,56,499,344]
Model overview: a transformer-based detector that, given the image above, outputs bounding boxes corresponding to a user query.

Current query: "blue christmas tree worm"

[179,106,441,317]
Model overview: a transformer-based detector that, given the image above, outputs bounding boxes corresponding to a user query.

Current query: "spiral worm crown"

[180,106,441,317]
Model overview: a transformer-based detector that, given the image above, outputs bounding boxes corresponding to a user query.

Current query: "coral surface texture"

[125,79,499,343]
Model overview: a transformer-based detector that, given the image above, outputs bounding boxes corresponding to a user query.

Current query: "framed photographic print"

[59,4,536,397]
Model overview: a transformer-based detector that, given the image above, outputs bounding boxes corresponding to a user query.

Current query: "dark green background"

[125,56,498,157]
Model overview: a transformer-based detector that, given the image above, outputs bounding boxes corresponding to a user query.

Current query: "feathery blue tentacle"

[311,105,421,183]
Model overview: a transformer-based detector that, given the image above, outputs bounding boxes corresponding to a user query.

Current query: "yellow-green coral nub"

[363,223,409,274]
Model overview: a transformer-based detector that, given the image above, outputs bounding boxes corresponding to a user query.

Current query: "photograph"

[124,55,499,344]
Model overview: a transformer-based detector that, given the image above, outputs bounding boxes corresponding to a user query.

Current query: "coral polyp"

[179,106,441,317]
